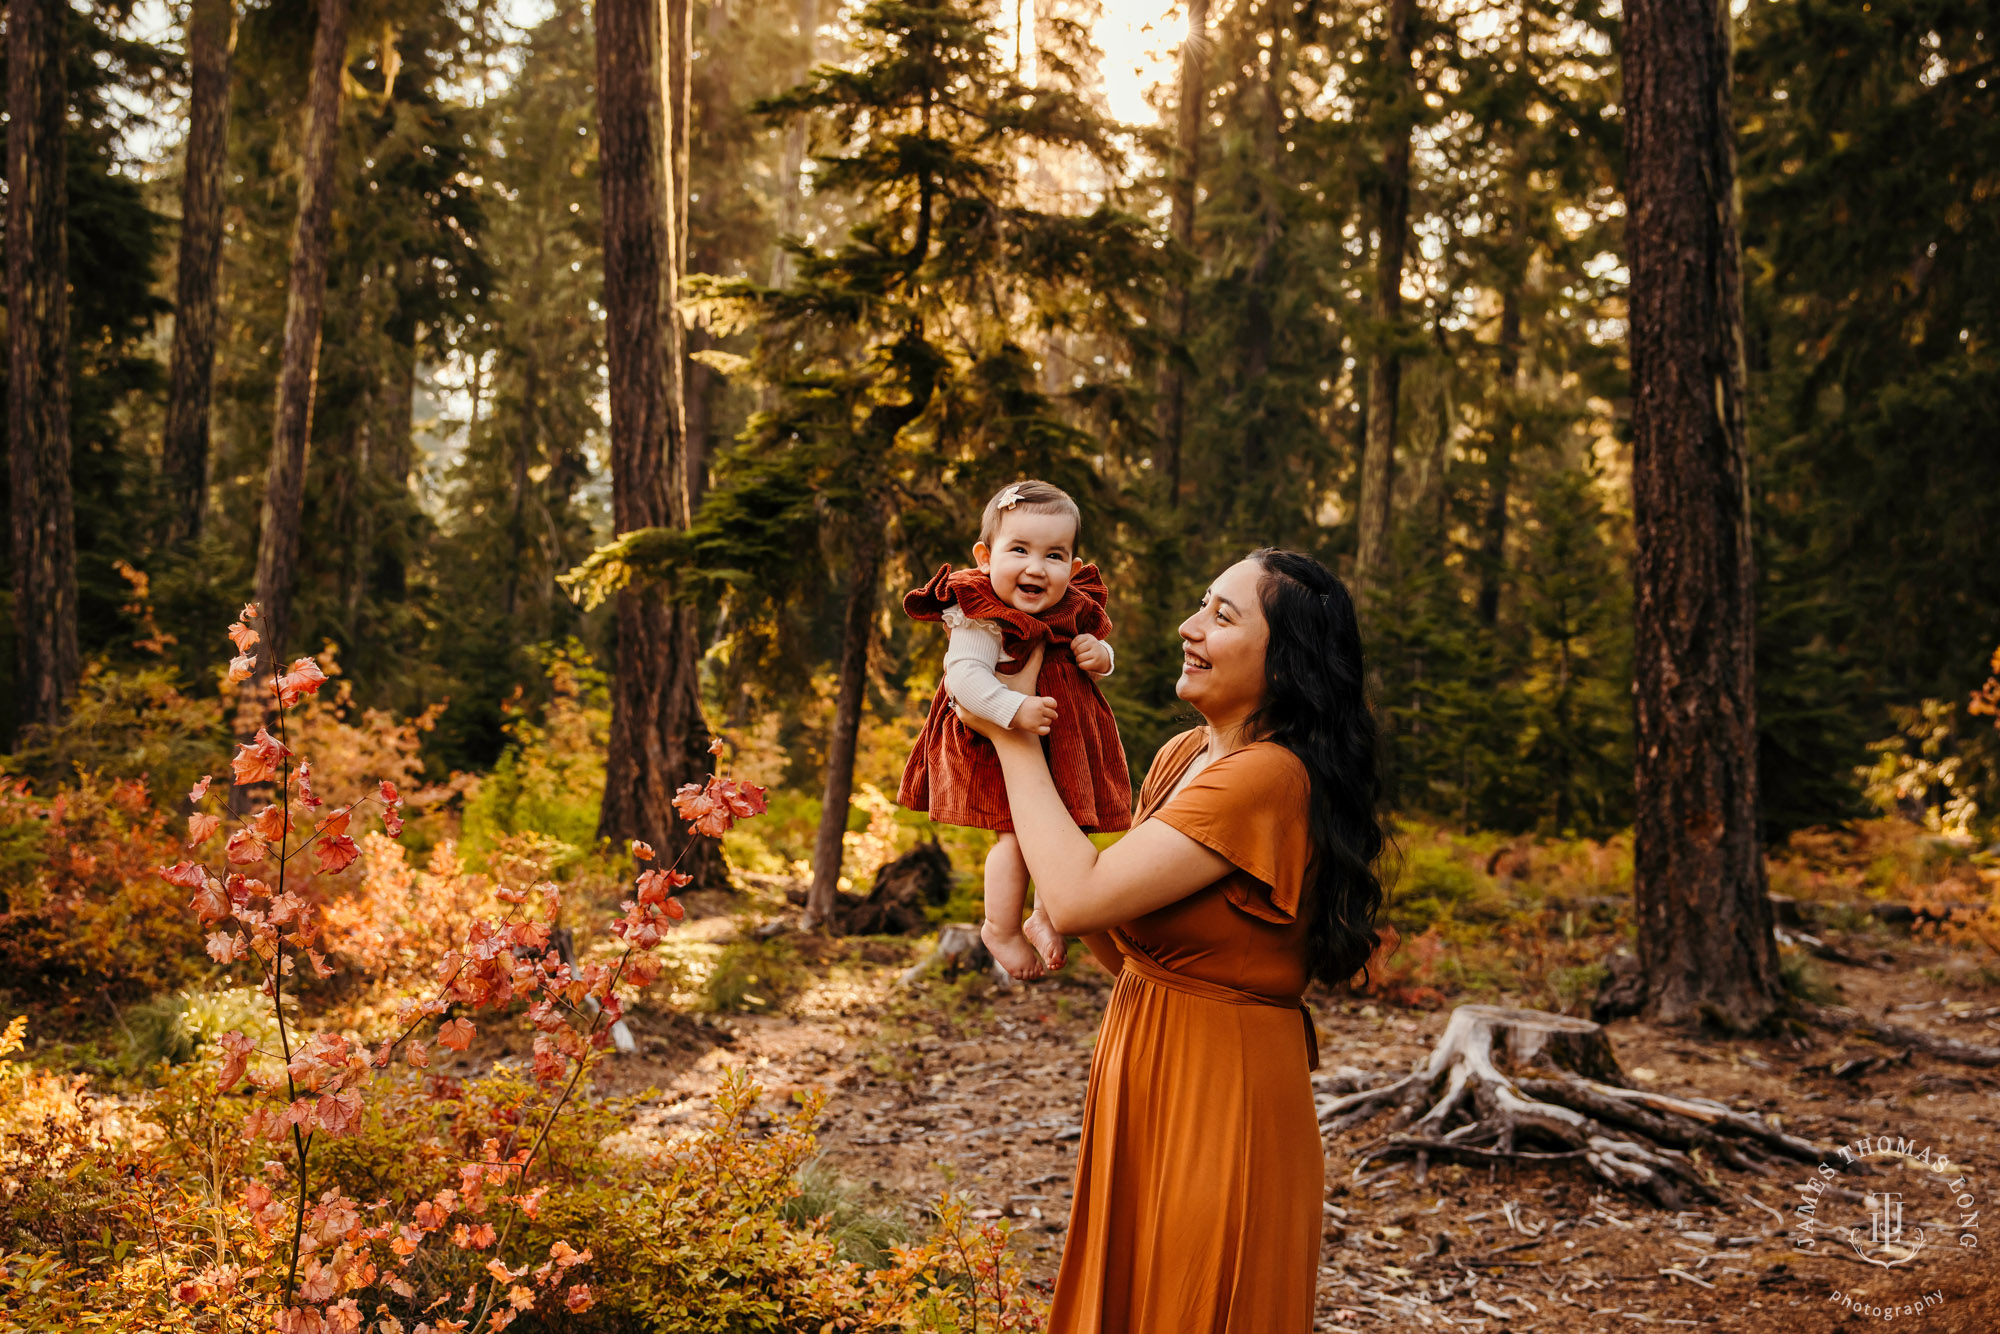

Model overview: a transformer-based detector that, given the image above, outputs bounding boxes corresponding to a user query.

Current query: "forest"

[1,0,1998,1329]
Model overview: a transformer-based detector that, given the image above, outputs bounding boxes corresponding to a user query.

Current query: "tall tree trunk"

[684,321,715,510]
[161,0,236,544]
[1476,289,1521,626]
[805,514,883,927]
[1353,0,1415,594]
[251,0,349,668]
[7,0,77,738]
[1155,0,1211,507]
[1623,0,1780,1028]
[504,346,539,619]
[1237,0,1285,454]
[769,0,818,289]
[594,0,718,882]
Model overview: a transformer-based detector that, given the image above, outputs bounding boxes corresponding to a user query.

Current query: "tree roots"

[1321,1005,1826,1207]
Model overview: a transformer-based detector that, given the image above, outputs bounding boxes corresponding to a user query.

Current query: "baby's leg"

[980,834,1046,980]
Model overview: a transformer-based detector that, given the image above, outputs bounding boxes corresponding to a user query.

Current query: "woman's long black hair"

[1242,549,1386,987]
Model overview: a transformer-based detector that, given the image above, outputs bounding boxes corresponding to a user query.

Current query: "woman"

[958,548,1385,1332]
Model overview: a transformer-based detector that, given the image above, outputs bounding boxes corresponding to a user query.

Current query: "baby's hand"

[1013,695,1060,735]
[1071,633,1113,676]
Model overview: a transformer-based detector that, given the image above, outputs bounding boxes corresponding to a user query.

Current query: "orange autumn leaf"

[317,807,351,840]
[188,774,213,803]
[250,804,290,843]
[276,656,327,707]
[231,729,290,785]
[188,812,222,845]
[436,1018,475,1051]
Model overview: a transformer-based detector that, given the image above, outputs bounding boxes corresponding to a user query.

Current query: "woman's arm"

[978,723,1234,936]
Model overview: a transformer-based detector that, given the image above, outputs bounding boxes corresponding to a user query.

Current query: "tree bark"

[1353,0,1415,594]
[1476,289,1521,626]
[161,0,236,545]
[251,0,349,668]
[1154,0,1211,508]
[805,514,884,927]
[1623,0,1780,1028]
[7,0,77,738]
[594,0,719,883]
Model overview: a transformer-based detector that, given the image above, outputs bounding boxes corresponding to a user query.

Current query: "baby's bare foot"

[981,919,1047,980]
[1023,906,1067,970]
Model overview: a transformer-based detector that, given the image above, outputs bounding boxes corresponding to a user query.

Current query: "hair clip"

[995,484,1025,510]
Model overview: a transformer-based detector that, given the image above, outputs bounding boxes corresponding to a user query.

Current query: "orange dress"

[1049,728,1323,1333]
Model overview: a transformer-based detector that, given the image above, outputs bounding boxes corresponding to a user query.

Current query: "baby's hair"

[978,479,1082,551]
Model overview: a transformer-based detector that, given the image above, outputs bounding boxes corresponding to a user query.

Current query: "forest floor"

[447,892,2000,1334]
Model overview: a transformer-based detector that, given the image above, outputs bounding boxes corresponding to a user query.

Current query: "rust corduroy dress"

[897,564,1131,834]
[1049,727,1323,1333]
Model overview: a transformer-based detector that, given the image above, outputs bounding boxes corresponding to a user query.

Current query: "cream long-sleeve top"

[940,604,1114,727]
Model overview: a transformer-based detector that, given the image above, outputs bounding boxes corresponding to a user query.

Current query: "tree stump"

[1321,1004,1825,1206]
[839,840,954,936]
[897,922,1015,989]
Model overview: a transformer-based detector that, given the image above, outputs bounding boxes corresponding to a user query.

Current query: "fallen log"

[1800,1002,2000,1068]
[1322,1005,1827,1207]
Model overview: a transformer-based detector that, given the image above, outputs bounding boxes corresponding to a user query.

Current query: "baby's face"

[975,511,1084,616]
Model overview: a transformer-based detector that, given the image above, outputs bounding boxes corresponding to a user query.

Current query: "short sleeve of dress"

[1150,742,1312,924]
[1136,729,1205,811]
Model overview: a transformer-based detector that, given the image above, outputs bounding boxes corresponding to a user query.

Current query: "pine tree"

[8,0,78,737]
[251,0,351,670]
[160,0,236,544]
[593,0,719,878]
[1624,0,1781,1028]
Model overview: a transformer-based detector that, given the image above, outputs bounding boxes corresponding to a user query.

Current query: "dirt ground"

[484,903,2000,1333]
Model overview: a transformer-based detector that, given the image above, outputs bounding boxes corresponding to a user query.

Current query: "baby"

[897,480,1133,978]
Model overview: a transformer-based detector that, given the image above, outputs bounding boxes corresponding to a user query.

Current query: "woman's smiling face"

[1176,559,1272,728]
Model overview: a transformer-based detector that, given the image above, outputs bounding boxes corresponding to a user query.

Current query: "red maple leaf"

[159,861,208,889]
[214,1031,256,1089]
[313,834,360,875]
[437,1018,475,1051]
[224,829,267,866]
[188,877,232,923]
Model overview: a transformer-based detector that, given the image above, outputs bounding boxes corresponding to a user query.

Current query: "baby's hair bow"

[995,483,1026,510]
